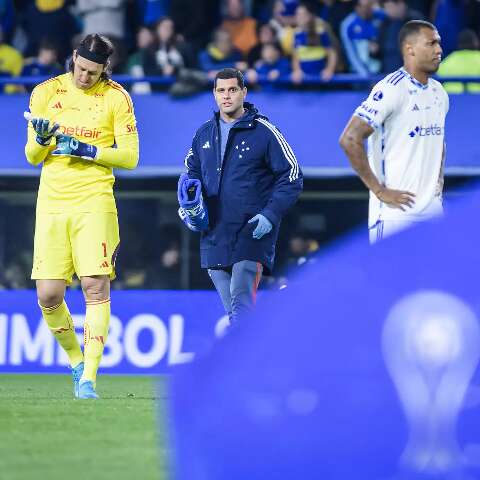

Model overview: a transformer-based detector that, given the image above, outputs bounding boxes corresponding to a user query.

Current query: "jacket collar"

[214,102,259,129]
[400,67,429,90]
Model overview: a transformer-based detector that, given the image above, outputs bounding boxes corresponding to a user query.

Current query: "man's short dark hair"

[398,20,437,51]
[214,68,245,89]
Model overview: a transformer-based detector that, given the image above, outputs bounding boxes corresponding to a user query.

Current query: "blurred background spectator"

[20,0,78,64]
[378,0,424,73]
[138,0,170,27]
[146,224,182,289]
[150,16,195,74]
[246,41,290,84]
[340,0,385,76]
[283,231,320,268]
[269,0,297,54]
[273,0,299,27]
[247,22,278,65]
[465,0,480,39]
[126,16,196,93]
[0,24,22,93]
[170,0,221,52]
[221,0,258,56]
[21,38,63,89]
[438,28,480,93]
[291,2,338,83]
[318,0,354,38]
[0,0,15,43]
[75,0,129,72]
[76,0,127,41]
[198,27,246,79]
[2,260,32,289]
[125,25,156,93]
[432,0,466,57]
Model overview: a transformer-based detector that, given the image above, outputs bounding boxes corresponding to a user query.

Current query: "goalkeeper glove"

[51,134,97,160]
[177,173,209,231]
[31,118,60,146]
[248,214,272,239]
[178,207,202,232]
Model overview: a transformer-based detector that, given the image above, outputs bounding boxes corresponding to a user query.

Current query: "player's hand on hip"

[248,214,273,239]
[51,134,97,160]
[375,187,415,211]
[31,118,60,146]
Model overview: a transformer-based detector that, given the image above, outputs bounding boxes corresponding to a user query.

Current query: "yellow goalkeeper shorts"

[31,212,120,284]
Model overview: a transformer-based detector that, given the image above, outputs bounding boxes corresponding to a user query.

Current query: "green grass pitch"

[0,374,171,480]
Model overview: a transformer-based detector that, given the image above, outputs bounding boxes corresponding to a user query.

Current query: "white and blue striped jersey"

[353,68,449,227]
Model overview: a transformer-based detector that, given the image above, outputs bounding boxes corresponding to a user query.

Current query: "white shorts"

[369,218,422,244]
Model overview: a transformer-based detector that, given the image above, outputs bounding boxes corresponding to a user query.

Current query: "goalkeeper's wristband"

[51,134,98,160]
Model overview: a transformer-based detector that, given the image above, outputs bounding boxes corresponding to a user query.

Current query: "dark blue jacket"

[185,102,303,273]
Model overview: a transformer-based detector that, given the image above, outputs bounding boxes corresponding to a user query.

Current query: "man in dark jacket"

[178,67,303,327]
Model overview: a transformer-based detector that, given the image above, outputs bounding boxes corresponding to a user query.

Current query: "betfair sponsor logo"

[59,125,102,139]
[408,124,444,138]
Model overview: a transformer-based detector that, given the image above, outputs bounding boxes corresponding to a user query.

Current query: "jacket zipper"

[215,122,222,190]
[216,122,237,190]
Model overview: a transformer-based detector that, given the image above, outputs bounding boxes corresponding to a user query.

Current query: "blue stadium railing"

[1,74,480,87]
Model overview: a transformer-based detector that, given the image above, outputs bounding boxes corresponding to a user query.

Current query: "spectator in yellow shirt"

[438,29,480,93]
[0,25,23,93]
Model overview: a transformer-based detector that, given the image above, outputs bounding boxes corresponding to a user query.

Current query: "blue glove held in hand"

[51,134,97,160]
[177,173,209,231]
[178,207,201,232]
[31,118,60,146]
[248,214,273,239]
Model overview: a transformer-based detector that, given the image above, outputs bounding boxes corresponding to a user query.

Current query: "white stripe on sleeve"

[256,118,299,182]
[184,148,193,168]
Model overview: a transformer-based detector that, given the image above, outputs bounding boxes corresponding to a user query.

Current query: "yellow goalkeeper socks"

[82,299,111,383]
[40,300,84,368]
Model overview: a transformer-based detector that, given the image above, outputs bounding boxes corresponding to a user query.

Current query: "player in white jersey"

[339,20,448,243]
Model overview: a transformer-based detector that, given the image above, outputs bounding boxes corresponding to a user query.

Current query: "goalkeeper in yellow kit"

[24,34,139,399]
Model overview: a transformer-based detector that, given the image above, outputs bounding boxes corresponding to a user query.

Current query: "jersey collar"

[400,68,429,90]
[68,72,104,94]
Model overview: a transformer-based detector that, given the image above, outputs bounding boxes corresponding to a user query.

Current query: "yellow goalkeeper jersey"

[25,73,139,213]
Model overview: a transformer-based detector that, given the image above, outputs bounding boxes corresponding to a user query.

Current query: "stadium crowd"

[1,0,480,94]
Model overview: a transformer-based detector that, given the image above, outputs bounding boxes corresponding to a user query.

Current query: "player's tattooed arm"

[339,115,378,190]
[339,116,415,211]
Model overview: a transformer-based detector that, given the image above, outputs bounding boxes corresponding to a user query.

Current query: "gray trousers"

[208,260,263,325]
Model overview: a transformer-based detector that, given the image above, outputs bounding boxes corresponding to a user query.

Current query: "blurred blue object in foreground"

[170,183,480,480]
